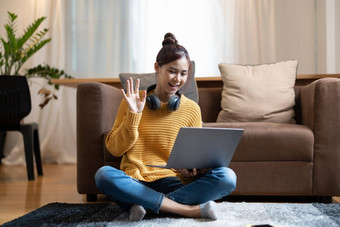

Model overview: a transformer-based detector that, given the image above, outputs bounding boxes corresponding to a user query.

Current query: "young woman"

[95,33,237,221]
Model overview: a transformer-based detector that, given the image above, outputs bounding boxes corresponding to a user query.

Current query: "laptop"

[147,127,244,169]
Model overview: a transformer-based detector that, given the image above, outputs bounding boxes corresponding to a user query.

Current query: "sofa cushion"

[217,60,298,123]
[119,61,198,103]
[203,122,313,162]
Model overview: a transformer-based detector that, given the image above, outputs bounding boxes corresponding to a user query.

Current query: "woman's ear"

[154,62,160,74]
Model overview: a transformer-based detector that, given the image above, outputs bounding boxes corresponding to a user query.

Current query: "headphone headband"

[147,84,157,94]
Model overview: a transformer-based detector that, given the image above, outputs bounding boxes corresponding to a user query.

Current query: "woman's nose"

[174,74,181,81]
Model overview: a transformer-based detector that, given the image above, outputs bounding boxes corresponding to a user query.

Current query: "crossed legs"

[95,166,236,220]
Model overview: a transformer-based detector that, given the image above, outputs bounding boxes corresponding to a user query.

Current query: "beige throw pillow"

[217,60,298,123]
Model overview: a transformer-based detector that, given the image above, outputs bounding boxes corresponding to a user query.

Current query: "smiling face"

[154,57,190,102]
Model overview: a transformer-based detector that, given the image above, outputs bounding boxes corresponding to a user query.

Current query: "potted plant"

[0,11,72,160]
[0,11,72,108]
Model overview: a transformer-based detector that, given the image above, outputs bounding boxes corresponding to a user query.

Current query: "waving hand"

[122,78,147,113]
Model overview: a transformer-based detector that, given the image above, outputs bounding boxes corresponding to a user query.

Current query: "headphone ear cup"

[146,94,161,110]
[167,95,181,111]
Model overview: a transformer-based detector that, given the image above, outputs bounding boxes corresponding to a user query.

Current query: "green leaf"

[17,16,47,49]
[17,38,51,74]
[25,63,73,89]
[7,12,18,22]
[4,12,18,52]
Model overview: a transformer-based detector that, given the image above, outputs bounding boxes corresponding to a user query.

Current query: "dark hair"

[156,33,191,66]
[156,33,192,88]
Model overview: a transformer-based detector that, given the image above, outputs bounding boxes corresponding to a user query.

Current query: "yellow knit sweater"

[105,94,202,182]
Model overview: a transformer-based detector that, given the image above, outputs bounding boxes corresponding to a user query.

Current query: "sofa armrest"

[76,82,123,195]
[300,77,340,196]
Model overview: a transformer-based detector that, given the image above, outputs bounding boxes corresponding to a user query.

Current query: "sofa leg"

[317,196,332,203]
[87,194,98,202]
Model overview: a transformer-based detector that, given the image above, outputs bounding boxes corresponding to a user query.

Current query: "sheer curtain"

[1,0,338,165]
[63,0,326,77]
[222,0,277,65]
[67,0,226,77]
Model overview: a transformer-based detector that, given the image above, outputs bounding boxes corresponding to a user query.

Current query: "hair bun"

[162,32,178,46]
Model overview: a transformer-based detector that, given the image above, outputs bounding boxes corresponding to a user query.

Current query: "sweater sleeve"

[189,100,203,128]
[105,99,142,157]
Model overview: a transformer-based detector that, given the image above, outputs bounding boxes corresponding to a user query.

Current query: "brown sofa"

[77,77,340,202]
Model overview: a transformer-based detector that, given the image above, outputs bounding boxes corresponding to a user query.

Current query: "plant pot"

[0,75,32,161]
[0,76,32,128]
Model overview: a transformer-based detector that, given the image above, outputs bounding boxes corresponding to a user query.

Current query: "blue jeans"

[95,166,237,213]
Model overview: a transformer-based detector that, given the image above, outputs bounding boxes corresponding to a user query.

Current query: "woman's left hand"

[177,168,198,177]
[177,168,212,177]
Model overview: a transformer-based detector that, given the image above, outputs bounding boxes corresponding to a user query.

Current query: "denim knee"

[94,165,119,190]
[213,167,237,193]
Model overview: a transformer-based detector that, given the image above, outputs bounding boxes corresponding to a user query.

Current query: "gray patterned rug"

[3,202,340,227]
